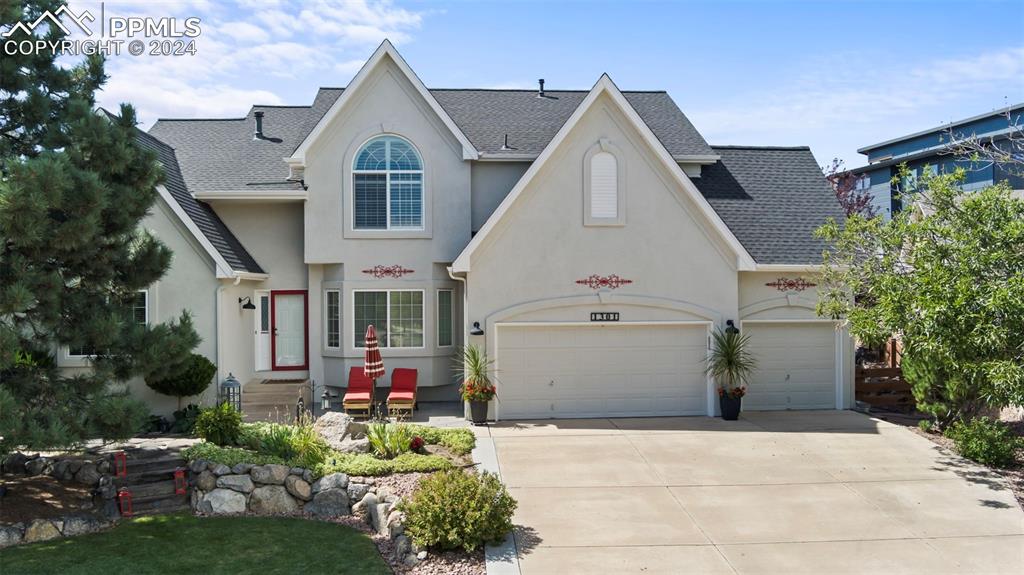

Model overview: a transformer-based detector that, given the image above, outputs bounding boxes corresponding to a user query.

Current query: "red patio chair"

[343,367,374,417]
[387,368,418,419]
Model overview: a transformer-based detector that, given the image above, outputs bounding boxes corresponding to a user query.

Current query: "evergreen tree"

[0,1,200,454]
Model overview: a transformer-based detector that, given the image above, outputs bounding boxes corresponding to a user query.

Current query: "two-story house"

[67,41,852,420]
[850,104,1024,219]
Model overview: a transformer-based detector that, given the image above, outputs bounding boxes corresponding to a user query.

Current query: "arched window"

[353,135,423,230]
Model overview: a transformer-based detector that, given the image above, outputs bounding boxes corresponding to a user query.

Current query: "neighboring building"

[65,41,852,419]
[850,104,1024,219]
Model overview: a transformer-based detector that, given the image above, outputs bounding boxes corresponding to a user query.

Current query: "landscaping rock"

[231,463,253,475]
[52,460,73,481]
[68,459,83,474]
[371,503,391,535]
[336,437,371,454]
[305,488,349,518]
[302,469,313,483]
[196,470,217,491]
[290,467,304,475]
[284,475,312,501]
[3,453,28,474]
[250,464,290,485]
[25,457,52,476]
[250,485,299,514]
[393,534,412,559]
[23,519,60,543]
[217,474,255,494]
[61,515,104,537]
[200,488,247,514]
[0,524,24,548]
[97,476,116,499]
[189,459,208,473]
[210,463,231,476]
[74,463,101,485]
[97,459,111,475]
[347,483,369,502]
[313,412,369,452]
[312,472,348,493]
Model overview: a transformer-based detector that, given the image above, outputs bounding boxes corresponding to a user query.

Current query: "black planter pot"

[719,395,742,421]
[469,400,489,425]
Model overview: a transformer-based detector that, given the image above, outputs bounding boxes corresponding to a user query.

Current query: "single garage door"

[495,323,708,419]
[742,321,837,410]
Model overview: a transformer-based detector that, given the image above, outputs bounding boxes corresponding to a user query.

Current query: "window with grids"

[353,290,423,348]
[437,289,453,347]
[70,290,148,357]
[353,136,423,230]
[325,290,341,349]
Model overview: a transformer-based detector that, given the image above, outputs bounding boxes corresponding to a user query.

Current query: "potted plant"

[706,327,756,420]
[454,345,497,425]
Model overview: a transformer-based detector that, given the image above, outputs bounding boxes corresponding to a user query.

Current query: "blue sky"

[84,0,1024,167]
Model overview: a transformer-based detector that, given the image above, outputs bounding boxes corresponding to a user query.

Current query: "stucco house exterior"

[63,40,852,419]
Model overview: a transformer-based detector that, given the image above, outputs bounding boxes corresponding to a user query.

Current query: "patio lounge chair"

[387,368,418,419]
[343,367,374,416]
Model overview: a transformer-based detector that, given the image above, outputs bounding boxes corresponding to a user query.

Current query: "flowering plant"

[460,380,497,402]
[718,386,746,400]
[455,345,498,402]
[409,436,425,452]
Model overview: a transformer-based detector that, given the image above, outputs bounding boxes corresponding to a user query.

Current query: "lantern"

[296,396,305,420]
[321,389,331,412]
[173,468,187,495]
[118,488,133,517]
[114,451,128,478]
[220,373,242,412]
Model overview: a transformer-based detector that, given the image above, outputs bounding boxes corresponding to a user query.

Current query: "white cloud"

[217,21,269,43]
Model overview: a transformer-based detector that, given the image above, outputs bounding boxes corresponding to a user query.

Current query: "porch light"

[220,373,242,412]
[238,297,256,310]
[470,321,484,336]
[725,319,740,334]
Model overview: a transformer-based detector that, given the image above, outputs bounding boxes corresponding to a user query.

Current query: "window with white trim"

[325,289,341,349]
[353,135,423,230]
[69,290,148,357]
[437,289,453,347]
[353,290,423,348]
[590,151,618,219]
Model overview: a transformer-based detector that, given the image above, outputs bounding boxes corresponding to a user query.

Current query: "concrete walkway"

[481,410,1024,574]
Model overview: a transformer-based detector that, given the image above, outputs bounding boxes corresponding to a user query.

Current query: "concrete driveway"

[479,411,1024,574]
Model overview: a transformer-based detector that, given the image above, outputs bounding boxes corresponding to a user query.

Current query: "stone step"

[129,492,190,516]
[122,455,186,476]
[118,468,181,486]
[121,479,182,499]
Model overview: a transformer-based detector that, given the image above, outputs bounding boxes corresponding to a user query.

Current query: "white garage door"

[495,323,709,419]
[743,322,837,410]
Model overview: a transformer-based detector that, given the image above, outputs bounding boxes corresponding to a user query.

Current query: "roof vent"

[537,79,545,98]
[253,111,265,140]
[500,133,516,151]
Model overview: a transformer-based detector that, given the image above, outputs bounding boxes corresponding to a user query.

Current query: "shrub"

[944,417,1021,468]
[86,393,149,441]
[401,469,516,552]
[366,422,413,459]
[406,425,475,456]
[170,404,201,434]
[183,442,288,468]
[194,402,242,446]
[145,353,217,410]
[314,451,452,477]
[259,417,330,469]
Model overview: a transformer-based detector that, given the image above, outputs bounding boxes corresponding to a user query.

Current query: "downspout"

[447,266,469,419]
[215,283,226,391]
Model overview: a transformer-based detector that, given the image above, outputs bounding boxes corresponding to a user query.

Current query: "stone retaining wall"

[0,514,112,548]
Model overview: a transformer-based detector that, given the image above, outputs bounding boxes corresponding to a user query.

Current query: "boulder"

[290,467,304,475]
[25,457,52,476]
[210,463,231,476]
[74,463,101,485]
[369,502,392,534]
[52,460,73,481]
[196,470,217,492]
[347,483,369,502]
[336,437,371,454]
[250,485,299,514]
[306,488,349,518]
[61,515,105,537]
[68,459,83,474]
[23,519,60,543]
[0,524,24,548]
[302,469,313,483]
[96,459,111,475]
[250,464,290,485]
[217,474,255,494]
[312,472,348,493]
[199,488,246,514]
[189,459,208,473]
[231,463,253,475]
[284,475,312,501]
[393,534,412,560]
[2,453,28,474]
[313,412,368,451]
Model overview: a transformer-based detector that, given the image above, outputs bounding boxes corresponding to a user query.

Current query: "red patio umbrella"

[363,325,385,415]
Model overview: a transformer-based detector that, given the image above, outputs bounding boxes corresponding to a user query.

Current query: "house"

[849,104,1024,219]
[62,40,852,419]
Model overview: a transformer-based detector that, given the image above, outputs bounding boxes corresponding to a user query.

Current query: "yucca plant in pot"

[454,345,497,425]
[706,327,757,420]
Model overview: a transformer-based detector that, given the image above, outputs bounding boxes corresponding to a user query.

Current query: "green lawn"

[0,514,390,575]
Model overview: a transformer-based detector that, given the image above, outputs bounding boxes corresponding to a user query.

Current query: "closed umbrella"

[363,324,385,416]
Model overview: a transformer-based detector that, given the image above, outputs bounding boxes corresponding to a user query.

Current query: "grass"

[0,513,390,575]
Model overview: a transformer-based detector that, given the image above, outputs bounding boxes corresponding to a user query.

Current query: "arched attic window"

[584,139,625,225]
[353,135,423,230]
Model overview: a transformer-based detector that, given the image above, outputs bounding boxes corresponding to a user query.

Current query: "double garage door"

[495,321,837,420]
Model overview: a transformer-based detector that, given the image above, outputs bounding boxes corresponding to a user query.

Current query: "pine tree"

[0,1,200,454]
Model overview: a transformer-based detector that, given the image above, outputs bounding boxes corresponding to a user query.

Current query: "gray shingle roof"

[134,129,264,274]
[693,146,844,265]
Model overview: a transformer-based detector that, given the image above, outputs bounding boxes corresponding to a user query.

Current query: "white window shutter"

[590,152,618,218]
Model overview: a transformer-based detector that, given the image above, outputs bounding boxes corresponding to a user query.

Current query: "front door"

[271,290,308,370]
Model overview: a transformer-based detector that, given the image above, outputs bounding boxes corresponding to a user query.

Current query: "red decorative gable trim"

[575,274,633,290]
[766,277,817,292]
[362,265,414,279]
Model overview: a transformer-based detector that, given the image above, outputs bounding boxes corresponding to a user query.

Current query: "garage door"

[495,323,708,419]
[742,322,837,410]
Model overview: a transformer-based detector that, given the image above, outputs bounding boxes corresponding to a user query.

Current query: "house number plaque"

[590,312,620,322]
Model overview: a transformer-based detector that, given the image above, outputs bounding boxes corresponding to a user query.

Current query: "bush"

[366,422,413,459]
[402,470,516,552]
[170,404,201,434]
[86,393,149,441]
[315,451,452,477]
[145,354,217,410]
[182,442,288,468]
[406,425,475,456]
[194,402,242,446]
[944,417,1021,468]
[240,416,330,469]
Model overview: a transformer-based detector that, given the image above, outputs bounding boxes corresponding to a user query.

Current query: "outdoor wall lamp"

[469,321,484,336]
[725,319,740,334]
[238,296,256,310]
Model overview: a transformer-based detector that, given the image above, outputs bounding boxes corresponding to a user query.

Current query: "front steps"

[242,379,311,423]
[115,447,189,517]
